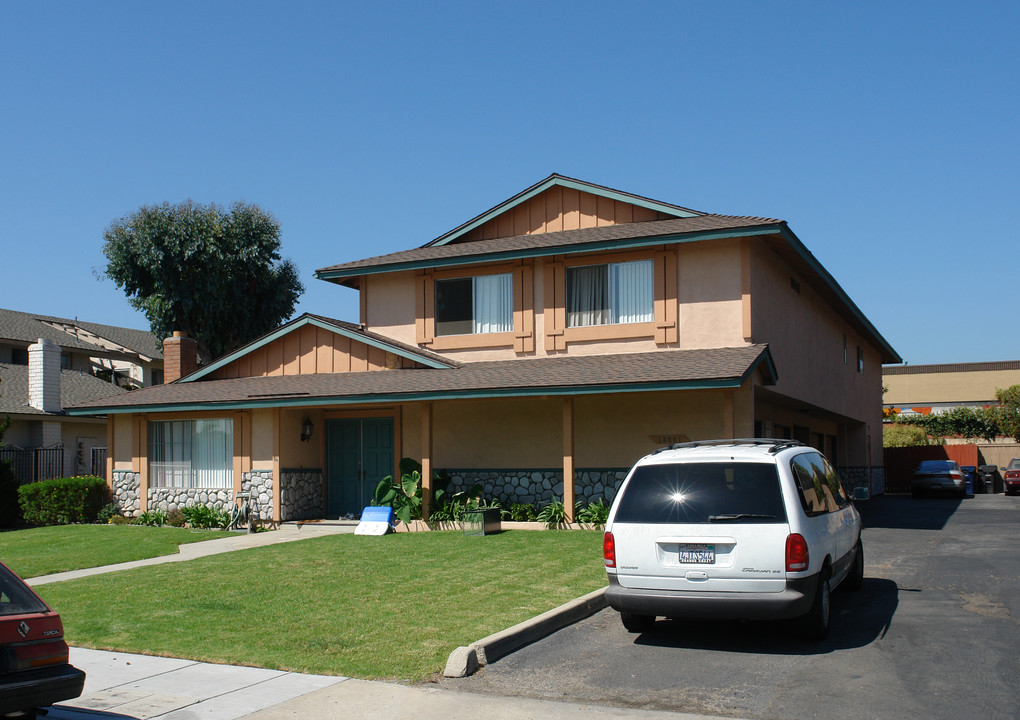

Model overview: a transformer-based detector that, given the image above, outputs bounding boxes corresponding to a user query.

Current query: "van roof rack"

[653,438,806,455]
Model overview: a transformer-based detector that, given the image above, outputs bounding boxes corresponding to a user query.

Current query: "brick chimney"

[28,338,61,413]
[163,331,199,383]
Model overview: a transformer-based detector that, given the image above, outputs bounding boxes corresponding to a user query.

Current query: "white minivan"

[603,439,863,639]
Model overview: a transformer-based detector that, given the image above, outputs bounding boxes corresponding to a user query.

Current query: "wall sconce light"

[301,417,314,443]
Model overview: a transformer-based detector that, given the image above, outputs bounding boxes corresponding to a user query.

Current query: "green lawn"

[0,525,233,578]
[38,530,606,681]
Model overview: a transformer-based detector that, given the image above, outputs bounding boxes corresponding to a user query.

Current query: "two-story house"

[68,175,900,522]
[0,307,163,481]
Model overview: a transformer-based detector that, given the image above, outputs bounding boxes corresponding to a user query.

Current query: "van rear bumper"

[605,573,818,621]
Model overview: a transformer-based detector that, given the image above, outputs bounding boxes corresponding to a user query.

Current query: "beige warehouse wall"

[884,369,1020,405]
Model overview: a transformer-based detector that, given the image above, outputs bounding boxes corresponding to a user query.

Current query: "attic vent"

[790,277,801,294]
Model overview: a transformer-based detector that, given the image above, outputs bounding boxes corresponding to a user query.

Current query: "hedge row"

[17,476,109,526]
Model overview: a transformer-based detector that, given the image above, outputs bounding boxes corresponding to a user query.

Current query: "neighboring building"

[68,174,900,521]
[0,308,162,481]
[883,360,1020,417]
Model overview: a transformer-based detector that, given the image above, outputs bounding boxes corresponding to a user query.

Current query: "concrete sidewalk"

[49,648,731,720]
[27,521,357,586]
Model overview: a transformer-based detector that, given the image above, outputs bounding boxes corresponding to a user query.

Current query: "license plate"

[678,543,715,564]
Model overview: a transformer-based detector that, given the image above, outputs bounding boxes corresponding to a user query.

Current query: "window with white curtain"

[435,273,512,336]
[149,418,233,489]
[567,259,653,327]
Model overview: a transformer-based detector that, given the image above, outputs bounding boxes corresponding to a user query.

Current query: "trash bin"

[978,465,998,494]
[960,465,976,496]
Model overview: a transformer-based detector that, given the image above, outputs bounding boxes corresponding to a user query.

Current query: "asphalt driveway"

[437,494,1020,720]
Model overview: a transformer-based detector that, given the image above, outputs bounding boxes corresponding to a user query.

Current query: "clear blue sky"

[2,1,1017,365]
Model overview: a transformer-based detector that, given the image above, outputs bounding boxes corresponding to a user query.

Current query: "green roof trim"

[316,225,781,282]
[184,315,452,382]
[425,174,701,247]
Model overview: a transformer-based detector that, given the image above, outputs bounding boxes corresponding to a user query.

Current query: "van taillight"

[786,533,809,572]
[603,532,616,568]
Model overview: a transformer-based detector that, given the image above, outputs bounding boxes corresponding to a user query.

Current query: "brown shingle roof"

[316,215,783,278]
[67,345,775,413]
[0,362,127,416]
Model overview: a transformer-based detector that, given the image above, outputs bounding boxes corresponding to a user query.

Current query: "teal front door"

[326,418,394,518]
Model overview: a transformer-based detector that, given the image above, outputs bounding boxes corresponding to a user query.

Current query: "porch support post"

[272,408,281,523]
[421,402,433,521]
[563,397,575,523]
[136,415,148,513]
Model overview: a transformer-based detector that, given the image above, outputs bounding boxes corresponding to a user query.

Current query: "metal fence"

[91,447,108,478]
[0,446,65,485]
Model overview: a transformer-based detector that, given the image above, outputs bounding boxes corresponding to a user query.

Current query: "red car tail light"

[3,638,70,673]
[603,532,616,568]
[786,533,809,572]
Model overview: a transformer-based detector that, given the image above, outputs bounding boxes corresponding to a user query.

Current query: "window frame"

[565,258,655,329]
[434,272,513,337]
[148,417,234,490]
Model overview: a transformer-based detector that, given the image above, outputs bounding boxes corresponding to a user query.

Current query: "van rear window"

[613,462,787,524]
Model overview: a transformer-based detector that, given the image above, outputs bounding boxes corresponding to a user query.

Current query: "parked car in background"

[0,561,85,718]
[1003,458,1020,496]
[603,439,863,641]
[911,460,966,498]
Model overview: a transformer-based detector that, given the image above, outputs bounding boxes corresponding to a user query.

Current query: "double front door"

[326,418,394,518]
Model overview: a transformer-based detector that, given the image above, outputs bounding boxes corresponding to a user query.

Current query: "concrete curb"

[443,586,607,677]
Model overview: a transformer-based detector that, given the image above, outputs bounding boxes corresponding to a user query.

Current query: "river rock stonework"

[243,470,274,521]
[281,469,323,520]
[443,468,627,508]
[111,470,141,517]
[148,487,232,513]
[839,466,885,496]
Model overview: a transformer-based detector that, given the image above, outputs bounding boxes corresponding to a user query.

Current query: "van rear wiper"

[708,513,776,521]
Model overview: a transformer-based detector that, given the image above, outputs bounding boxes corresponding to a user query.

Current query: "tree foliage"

[889,385,1020,444]
[996,385,1020,442]
[102,201,304,361]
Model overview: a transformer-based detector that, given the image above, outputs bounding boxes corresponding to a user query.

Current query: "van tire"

[802,570,830,640]
[620,612,655,633]
[843,541,864,592]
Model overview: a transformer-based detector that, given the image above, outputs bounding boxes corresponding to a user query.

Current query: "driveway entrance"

[325,418,394,517]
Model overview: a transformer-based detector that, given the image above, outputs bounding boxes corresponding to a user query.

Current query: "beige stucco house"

[68,175,900,521]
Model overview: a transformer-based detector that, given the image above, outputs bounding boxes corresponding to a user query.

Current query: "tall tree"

[102,201,304,362]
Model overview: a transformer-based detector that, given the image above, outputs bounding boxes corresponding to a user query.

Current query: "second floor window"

[435,273,512,336]
[567,259,653,327]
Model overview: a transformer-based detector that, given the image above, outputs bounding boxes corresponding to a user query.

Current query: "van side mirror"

[852,487,870,501]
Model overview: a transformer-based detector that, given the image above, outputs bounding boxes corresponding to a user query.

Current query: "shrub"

[182,504,230,529]
[537,500,569,528]
[97,502,120,524]
[18,476,109,526]
[576,498,610,527]
[139,510,167,526]
[166,508,186,527]
[507,503,538,522]
[108,514,137,525]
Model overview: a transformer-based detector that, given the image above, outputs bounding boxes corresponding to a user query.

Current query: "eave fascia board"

[315,225,783,282]
[185,316,451,382]
[66,377,749,415]
[425,175,701,248]
[777,226,902,365]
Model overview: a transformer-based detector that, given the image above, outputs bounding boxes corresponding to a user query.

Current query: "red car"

[1004,458,1020,496]
[0,561,85,719]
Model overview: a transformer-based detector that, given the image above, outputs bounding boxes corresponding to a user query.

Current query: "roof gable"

[186,314,456,382]
[425,174,702,247]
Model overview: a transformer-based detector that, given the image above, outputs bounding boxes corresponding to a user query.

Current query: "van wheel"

[620,612,655,633]
[802,571,830,640]
[843,541,864,592]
